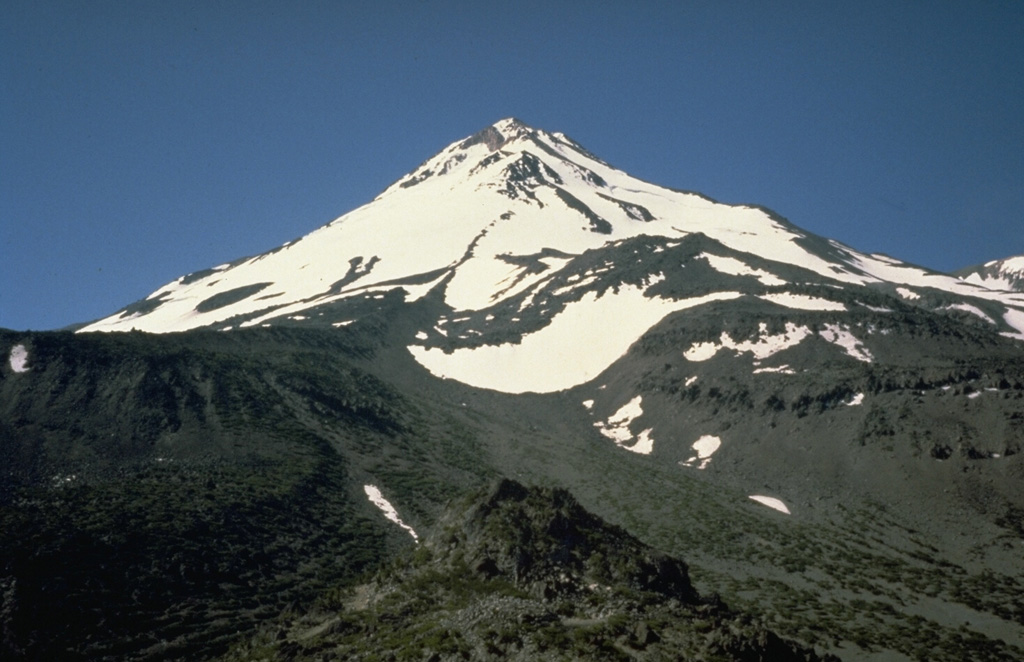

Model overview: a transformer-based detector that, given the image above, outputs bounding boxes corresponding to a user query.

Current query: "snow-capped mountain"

[956,255,1024,293]
[81,118,1024,395]
[8,119,1024,661]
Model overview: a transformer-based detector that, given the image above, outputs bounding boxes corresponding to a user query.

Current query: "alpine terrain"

[3,118,1023,661]
[956,256,1024,294]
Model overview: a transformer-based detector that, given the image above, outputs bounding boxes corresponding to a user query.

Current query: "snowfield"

[73,118,1024,358]
[408,289,742,393]
[961,257,1024,291]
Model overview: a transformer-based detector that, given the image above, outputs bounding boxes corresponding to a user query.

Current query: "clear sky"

[2,1,1022,330]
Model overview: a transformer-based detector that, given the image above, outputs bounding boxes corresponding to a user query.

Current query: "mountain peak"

[78,119,1024,348]
[459,117,533,152]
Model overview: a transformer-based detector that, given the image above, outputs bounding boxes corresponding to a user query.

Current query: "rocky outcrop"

[225,479,836,661]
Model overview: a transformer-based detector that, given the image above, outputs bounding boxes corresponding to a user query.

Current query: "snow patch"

[680,435,721,470]
[1001,308,1024,340]
[683,322,811,362]
[364,485,418,542]
[631,429,655,455]
[819,324,873,363]
[698,253,787,286]
[684,375,698,386]
[758,293,847,311]
[683,341,720,362]
[8,344,29,373]
[551,275,599,297]
[645,272,666,287]
[409,288,742,393]
[582,399,594,410]
[594,396,653,454]
[845,393,865,406]
[896,287,920,301]
[749,495,791,514]
[753,365,796,375]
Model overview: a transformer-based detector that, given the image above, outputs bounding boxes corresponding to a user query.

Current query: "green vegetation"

[223,481,828,661]
[0,327,494,659]
[2,313,1023,661]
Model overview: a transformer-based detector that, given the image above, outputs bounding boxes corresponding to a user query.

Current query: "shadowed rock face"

[434,478,698,602]
[460,124,509,152]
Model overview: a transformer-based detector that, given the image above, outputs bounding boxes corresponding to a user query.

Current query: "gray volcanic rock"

[428,478,699,603]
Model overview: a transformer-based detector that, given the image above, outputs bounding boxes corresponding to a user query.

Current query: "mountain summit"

[81,120,1024,384]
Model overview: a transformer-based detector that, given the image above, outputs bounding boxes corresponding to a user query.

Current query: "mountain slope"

[956,255,1024,293]
[0,326,450,660]
[80,119,1024,356]
[4,119,1024,661]
[4,313,1023,660]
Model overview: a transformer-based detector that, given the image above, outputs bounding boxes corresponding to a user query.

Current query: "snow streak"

[364,485,418,542]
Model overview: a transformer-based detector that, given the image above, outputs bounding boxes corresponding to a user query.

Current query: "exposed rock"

[224,480,836,661]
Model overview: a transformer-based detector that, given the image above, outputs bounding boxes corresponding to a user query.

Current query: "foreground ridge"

[225,479,835,661]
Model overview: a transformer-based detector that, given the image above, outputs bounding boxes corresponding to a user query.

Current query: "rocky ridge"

[225,479,833,661]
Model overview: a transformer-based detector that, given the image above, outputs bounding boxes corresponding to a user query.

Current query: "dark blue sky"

[3,1,1022,330]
